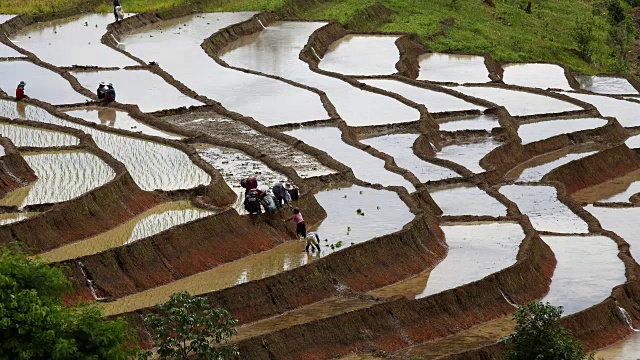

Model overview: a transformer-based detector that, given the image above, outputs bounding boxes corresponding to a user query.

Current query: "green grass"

[0,0,632,74]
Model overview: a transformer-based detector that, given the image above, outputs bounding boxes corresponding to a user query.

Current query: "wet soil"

[162,112,335,178]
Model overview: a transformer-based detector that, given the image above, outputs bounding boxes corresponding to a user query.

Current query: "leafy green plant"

[505,301,589,360]
[142,292,239,360]
[0,245,134,359]
[573,15,596,62]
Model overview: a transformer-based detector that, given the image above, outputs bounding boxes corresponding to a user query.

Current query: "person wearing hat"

[15,81,29,101]
[103,83,116,103]
[97,82,107,100]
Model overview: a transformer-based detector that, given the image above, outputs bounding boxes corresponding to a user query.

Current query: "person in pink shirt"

[284,207,306,239]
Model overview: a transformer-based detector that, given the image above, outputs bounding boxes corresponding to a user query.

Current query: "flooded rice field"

[437,114,499,132]
[0,61,88,104]
[0,150,114,207]
[429,184,506,216]
[361,133,459,182]
[418,222,523,297]
[65,108,182,139]
[318,35,399,76]
[451,86,582,116]
[499,185,588,233]
[73,70,203,112]
[0,122,78,147]
[575,75,638,95]
[541,235,624,315]
[507,148,598,182]
[2,10,640,358]
[286,127,415,190]
[501,63,572,90]
[560,92,640,127]
[40,201,216,262]
[103,184,411,315]
[436,137,501,173]
[122,14,329,125]
[517,117,606,144]
[11,14,135,67]
[360,79,485,113]
[221,21,419,126]
[417,53,490,83]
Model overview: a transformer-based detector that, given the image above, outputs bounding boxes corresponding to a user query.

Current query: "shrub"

[573,16,596,62]
[505,301,588,360]
[141,292,239,360]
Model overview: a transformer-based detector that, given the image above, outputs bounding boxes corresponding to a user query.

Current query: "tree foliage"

[505,301,587,360]
[142,292,239,360]
[0,246,134,359]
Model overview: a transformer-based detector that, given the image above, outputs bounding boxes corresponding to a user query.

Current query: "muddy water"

[429,184,506,216]
[572,169,640,204]
[122,14,329,125]
[0,99,211,191]
[361,79,485,113]
[595,332,640,359]
[11,14,135,67]
[507,148,598,182]
[196,144,285,213]
[361,133,459,182]
[0,61,87,104]
[319,35,399,75]
[417,53,490,84]
[626,134,640,149]
[220,21,419,126]
[73,70,202,112]
[437,138,501,173]
[65,108,182,139]
[586,205,640,263]
[502,63,572,90]
[286,127,415,191]
[561,92,640,127]
[40,201,216,262]
[103,184,411,315]
[166,114,335,179]
[576,75,638,95]
[451,86,582,116]
[0,150,114,208]
[541,235,624,315]
[0,212,37,226]
[0,122,78,147]
[438,114,499,132]
[517,117,606,144]
[499,185,588,233]
[418,223,524,297]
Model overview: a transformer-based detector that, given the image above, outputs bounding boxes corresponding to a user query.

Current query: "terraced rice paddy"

[2,9,640,359]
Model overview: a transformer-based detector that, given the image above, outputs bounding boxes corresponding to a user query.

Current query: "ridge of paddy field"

[0,0,632,75]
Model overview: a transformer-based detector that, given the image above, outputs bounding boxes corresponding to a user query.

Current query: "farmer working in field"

[15,81,29,100]
[113,0,124,22]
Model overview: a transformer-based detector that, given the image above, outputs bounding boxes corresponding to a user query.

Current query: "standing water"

[121,14,329,125]
[220,21,419,126]
[0,122,78,147]
[65,108,182,139]
[429,184,506,217]
[517,117,606,144]
[501,63,572,90]
[417,53,490,84]
[319,35,400,76]
[285,127,415,191]
[575,75,639,95]
[361,133,459,182]
[11,14,135,67]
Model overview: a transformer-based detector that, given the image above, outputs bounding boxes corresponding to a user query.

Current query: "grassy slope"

[0,0,627,74]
